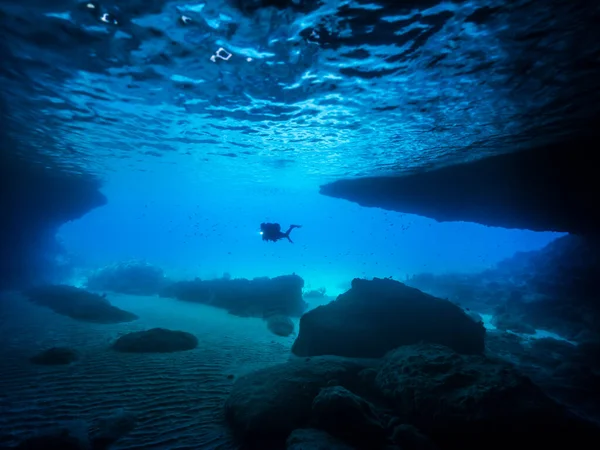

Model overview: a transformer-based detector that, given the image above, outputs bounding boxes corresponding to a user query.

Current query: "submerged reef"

[225,343,599,450]
[292,277,485,358]
[85,260,168,295]
[112,328,198,353]
[160,274,307,318]
[23,285,138,324]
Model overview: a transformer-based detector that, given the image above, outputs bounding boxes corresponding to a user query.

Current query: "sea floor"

[0,292,302,449]
[0,291,576,449]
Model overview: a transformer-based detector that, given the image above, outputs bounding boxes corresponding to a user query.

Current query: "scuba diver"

[260,223,302,243]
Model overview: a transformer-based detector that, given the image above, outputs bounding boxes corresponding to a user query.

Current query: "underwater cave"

[1,0,599,449]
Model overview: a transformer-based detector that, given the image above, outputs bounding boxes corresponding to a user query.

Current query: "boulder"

[312,386,386,447]
[266,314,295,337]
[224,356,377,445]
[30,347,78,365]
[86,260,167,295]
[286,428,356,450]
[375,343,600,449]
[160,274,307,318]
[292,278,485,358]
[23,285,138,324]
[112,328,198,353]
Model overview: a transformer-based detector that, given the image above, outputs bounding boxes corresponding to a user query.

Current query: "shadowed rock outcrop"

[320,138,598,234]
[225,343,599,450]
[375,344,599,449]
[160,274,307,318]
[291,278,485,358]
[225,356,377,445]
[23,285,138,324]
[0,154,106,290]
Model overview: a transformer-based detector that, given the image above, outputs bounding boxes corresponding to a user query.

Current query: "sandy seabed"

[0,292,301,449]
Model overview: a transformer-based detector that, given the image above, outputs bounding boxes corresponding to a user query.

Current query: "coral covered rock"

[112,328,198,353]
[86,260,167,295]
[23,285,138,324]
[30,347,78,365]
[160,274,307,318]
[292,278,485,358]
[266,314,295,337]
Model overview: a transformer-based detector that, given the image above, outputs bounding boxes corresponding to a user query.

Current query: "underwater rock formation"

[23,285,138,324]
[407,235,600,341]
[160,274,307,318]
[112,328,198,353]
[291,278,485,358]
[485,330,600,423]
[266,314,295,337]
[30,347,79,365]
[85,260,168,295]
[226,343,599,450]
[224,355,377,445]
[320,138,598,234]
[0,154,106,290]
[312,386,387,447]
[374,344,596,449]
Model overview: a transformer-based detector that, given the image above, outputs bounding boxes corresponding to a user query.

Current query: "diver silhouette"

[260,223,302,243]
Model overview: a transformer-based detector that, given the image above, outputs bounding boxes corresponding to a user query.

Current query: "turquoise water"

[58,166,562,293]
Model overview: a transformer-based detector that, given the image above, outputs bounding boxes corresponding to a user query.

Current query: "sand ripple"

[0,292,295,449]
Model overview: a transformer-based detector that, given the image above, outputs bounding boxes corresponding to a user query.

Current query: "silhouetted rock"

[266,314,295,337]
[320,138,599,235]
[292,278,485,358]
[312,386,386,447]
[112,328,198,353]
[0,127,106,290]
[225,355,377,446]
[23,285,138,324]
[375,344,600,450]
[86,260,167,295]
[286,428,356,450]
[160,274,307,318]
[30,347,78,365]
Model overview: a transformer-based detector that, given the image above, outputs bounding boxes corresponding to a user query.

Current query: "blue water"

[58,167,562,294]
